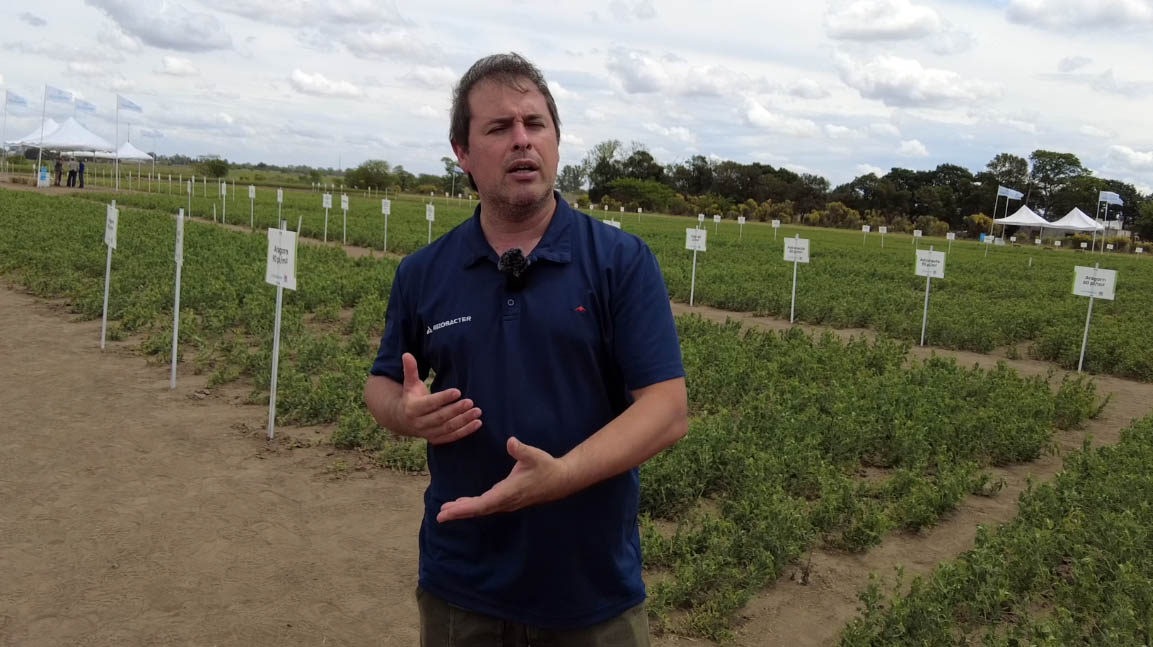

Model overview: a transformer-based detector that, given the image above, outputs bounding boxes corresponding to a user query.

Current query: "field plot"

[839,414,1153,647]
[0,188,1121,642]
[625,213,1152,381]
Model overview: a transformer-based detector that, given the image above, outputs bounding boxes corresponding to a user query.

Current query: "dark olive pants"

[416,587,650,647]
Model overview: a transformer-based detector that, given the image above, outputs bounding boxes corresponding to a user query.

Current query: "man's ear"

[451,139,471,176]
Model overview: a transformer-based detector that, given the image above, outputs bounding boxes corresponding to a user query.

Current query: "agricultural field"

[1,187,1134,642]
[57,184,1153,381]
[839,414,1153,647]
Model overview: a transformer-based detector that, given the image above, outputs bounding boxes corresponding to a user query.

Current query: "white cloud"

[1042,68,1153,97]
[897,139,929,157]
[1058,55,1093,72]
[824,124,864,139]
[156,56,199,77]
[200,0,407,27]
[929,27,975,55]
[561,132,585,147]
[398,66,456,90]
[836,52,999,107]
[642,122,697,144]
[97,27,140,53]
[1007,0,1153,30]
[826,0,941,40]
[869,122,902,137]
[1079,124,1113,138]
[1108,144,1153,171]
[412,105,440,119]
[67,62,106,76]
[288,69,364,99]
[606,48,671,93]
[856,163,885,176]
[19,12,47,27]
[86,0,233,52]
[3,40,123,63]
[609,0,657,20]
[789,78,830,99]
[342,29,439,61]
[583,108,605,121]
[743,98,821,136]
[549,80,575,100]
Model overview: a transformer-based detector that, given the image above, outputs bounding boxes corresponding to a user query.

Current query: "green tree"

[985,153,1029,192]
[557,164,586,193]
[1135,202,1153,241]
[345,160,392,189]
[197,157,229,178]
[1028,150,1087,216]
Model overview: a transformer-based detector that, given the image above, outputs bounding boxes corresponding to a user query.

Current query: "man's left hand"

[436,437,574,523]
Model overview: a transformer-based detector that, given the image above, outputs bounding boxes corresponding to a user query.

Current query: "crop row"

[0,188,1105,639]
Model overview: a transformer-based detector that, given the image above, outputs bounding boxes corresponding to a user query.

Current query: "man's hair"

[449,52,561,153]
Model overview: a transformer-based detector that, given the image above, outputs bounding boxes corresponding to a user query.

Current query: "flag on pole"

[45,85,73,103]
[76,98,97,113]
[997,185,1024,200]
[6,90,29,107]
[117,94,143,113]
[1099,190,1124,206]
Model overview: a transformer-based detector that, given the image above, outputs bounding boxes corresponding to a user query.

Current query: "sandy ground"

[3,193,1152,646]
[0,286,427,646]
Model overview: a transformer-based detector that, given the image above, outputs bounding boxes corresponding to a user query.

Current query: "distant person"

[78,160,86,188]
[67,158,78,187]
[54,158,63,186]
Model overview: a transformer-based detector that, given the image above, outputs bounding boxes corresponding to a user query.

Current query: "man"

[67,158,78,187]
[54,158,63,186]
[78,159,86,188]
[363,53,687,646]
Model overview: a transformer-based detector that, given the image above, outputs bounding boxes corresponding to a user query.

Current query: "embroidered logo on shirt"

[426,315,472,335]
[574,306,587,313]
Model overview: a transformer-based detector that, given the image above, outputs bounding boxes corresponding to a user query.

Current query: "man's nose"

[511,122,532,151]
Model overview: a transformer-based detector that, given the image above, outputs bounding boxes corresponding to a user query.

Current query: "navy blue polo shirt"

[370,193,683,628]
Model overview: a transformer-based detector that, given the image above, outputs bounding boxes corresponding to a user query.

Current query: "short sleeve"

[610,240,684,391]
[370,261,426,382]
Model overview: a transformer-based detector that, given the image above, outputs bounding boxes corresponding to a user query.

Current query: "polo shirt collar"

[462,191,573,269]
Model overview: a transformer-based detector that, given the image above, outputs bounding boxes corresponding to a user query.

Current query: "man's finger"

[437,488,506,522]
[426,405,482,439]
[408,389,465,418]
[427,418,483,446]
[401,353,423,390]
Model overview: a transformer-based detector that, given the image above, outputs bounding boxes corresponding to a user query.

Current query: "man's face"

[453,78,559,213]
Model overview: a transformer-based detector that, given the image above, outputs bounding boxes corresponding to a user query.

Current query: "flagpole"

[988,193,999,236]
[36,85,47,186]
[114,95,120,192]
[2,92,8,175]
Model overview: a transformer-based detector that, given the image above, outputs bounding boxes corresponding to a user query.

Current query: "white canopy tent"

[116,140,152,161]
[991,205,1052,241]
[36,117,114,153]
[7,118,60,147]
[1047,207,1105,233]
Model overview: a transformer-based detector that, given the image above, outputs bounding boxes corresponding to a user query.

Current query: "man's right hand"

[394,353,483,445]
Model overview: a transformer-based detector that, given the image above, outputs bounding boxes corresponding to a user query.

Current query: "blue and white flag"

[6,90,29,107]
[45,84,73,103]
[997,185,1024,200]
[1098,190,1123,206]
[117,94,142,113]
[76,98,97,113]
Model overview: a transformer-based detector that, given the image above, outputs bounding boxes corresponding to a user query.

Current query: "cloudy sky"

[2,0,1152,192]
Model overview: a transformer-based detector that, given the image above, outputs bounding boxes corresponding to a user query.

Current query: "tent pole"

[989,194,999,236]
[114,96,119,193]
[36,85,47,187]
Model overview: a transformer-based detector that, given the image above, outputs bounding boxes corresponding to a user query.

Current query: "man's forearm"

[557,378,688,496]
[363,374,405,434]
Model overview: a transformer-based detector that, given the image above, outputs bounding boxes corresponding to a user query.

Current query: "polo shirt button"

[506,298,515,307]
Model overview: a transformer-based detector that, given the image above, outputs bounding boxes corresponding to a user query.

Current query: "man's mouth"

[506,161,539,178]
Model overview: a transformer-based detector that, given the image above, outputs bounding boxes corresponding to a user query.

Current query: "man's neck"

[479,193,558,257]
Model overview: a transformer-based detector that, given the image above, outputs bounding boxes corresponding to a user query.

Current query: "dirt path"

[666,301,1153,647]
[0,286,427,646]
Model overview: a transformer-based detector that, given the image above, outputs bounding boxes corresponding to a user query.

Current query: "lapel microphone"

[498,248,529,291]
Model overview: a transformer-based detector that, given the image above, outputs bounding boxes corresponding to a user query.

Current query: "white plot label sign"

[1073,266,1117,300]
[381,199,391,215]
[426,204,435,221]
[341,194,349,210]
[738,216,746,225]
[697,213,705,226]
[879,226,888,234]
[323,193,332,209]
[685,228,707,251]
[946,232,955,241]
[713,214,721,224]
[772,219,781,229]
[913,229,923,238]
[105,204,119,249]
[248,185,256,199]
[784,237,810,263]
[915,249,946,279]
[862,225,871,233]
[265,228,298,291]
